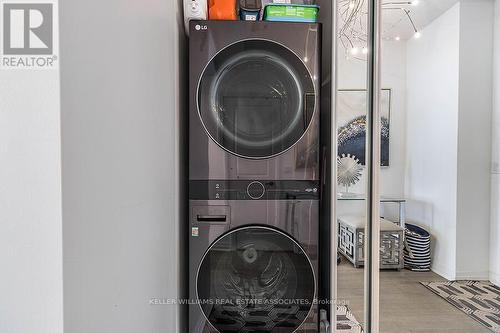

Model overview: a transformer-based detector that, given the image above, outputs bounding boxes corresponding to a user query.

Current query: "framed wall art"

[337,89,392,166]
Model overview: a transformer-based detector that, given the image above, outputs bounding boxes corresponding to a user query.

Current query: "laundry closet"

[183,1,334,332]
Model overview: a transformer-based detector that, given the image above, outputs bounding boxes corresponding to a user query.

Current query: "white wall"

[60,0,184,332]
[406,3,460,280]
[0,21,63,333]
[406,1,494,280]
[455,0,494,280]
[490,0,500,286]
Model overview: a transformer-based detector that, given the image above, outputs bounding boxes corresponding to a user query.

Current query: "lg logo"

[195,24,207,31]
[2,3,53,55]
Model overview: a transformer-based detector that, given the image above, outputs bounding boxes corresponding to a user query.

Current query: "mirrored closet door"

[335,0,380,332]
[335,0,499,332]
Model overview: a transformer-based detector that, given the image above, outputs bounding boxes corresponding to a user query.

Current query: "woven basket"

[404,224,431,271]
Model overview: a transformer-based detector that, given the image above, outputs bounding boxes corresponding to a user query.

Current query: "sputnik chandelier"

[339,0,421,60]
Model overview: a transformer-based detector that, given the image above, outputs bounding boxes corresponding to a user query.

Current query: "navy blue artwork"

[337,89,391,166]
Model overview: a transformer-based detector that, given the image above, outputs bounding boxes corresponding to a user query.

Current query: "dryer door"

[197,39,316,159]
[196,226,315,332]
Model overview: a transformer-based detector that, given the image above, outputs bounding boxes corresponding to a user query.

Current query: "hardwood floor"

[337,258,492,332]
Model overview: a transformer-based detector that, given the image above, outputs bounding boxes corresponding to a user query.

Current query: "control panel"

[189,180,320,200]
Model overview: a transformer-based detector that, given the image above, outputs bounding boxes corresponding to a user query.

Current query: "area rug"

[337,305,363,332]
[421,281,500,332]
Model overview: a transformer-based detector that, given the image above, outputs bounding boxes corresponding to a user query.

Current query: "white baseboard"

[490,271,500,286]
[454,270,490,281]
[431,264,491,281]
[431,264,455,281]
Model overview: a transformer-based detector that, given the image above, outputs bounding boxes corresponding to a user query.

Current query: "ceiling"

[381,0,459,40]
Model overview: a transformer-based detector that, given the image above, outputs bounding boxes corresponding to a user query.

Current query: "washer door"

[197,226,315,332]
[198,39,316,159]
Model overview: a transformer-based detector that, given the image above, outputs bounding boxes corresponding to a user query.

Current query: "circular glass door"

[197,226,315,332]
[198,40,316,159]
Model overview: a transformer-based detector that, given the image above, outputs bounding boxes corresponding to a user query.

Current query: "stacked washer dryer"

[189,20,321,333]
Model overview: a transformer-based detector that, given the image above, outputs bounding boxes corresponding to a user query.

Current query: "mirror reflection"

[337,0,499,332]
